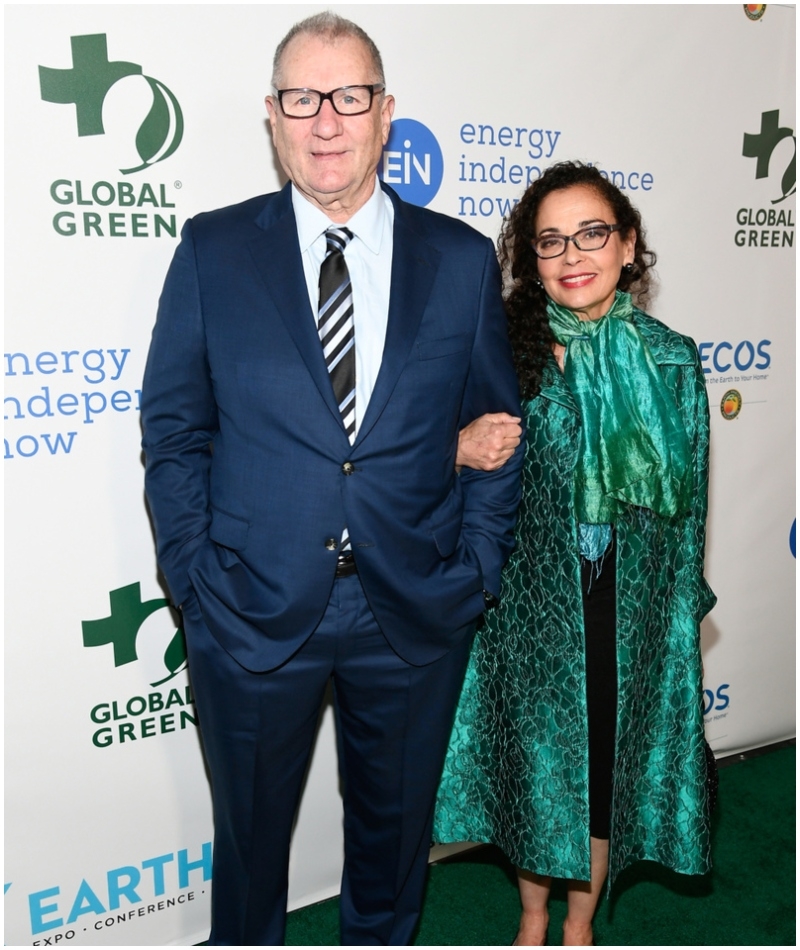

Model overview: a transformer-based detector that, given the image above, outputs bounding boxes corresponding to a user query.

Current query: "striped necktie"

[319,227,355,554]
[318,227,355,443]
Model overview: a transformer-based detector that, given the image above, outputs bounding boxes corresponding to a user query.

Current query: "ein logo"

[380,118,444,207]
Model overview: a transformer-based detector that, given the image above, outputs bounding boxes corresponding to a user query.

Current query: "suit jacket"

[142,182,523,672]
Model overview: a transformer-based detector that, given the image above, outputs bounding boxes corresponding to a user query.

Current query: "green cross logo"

[39,34,183,175]
[742,110,796,204]
[82,582,187,687]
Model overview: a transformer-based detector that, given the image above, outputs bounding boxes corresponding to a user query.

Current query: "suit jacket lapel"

[355,199,441,445]
[246,184,443,445]
[247,187,344,429]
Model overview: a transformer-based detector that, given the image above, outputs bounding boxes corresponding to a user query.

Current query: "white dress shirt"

[292,180,394,437]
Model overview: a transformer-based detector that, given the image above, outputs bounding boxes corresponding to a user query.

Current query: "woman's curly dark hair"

[498,161,657,399]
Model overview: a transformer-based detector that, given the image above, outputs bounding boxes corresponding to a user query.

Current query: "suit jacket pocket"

[431,510,463,559]
[209,506,250,551]
[416,334,470,361]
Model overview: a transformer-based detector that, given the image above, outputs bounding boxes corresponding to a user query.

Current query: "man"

[142,12,522,946]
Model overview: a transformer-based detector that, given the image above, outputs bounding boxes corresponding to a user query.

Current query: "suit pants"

[182,572,475,946]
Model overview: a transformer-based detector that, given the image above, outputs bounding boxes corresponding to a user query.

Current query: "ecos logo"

[82,583,186,688]
[742,109,795,205]
[39,34,183,175]
[703,683,731,718]
[697,338,771,383]
[380,118,443,207]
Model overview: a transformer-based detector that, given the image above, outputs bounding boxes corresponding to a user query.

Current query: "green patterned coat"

[434,310,716,886]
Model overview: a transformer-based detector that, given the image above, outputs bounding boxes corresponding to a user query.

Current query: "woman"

[435,162,716,946]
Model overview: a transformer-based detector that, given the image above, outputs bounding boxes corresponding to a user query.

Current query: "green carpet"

[285,744,795,946]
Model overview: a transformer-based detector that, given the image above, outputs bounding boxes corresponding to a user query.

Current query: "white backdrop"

[5,5,795,945]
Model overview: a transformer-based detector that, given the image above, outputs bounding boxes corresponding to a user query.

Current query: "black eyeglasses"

[531,224,624,259]
[275,84,385,118]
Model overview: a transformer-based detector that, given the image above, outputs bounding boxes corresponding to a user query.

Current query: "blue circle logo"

[790,519,796,558]
[380,118,443,207]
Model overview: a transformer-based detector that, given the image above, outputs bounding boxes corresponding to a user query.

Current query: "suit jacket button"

[324,538,338,551]
[342,461,355,475]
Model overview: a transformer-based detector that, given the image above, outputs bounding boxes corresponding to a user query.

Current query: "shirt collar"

[291,178,387,255]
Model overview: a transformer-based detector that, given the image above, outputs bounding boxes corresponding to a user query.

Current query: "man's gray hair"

[271,11,385,89]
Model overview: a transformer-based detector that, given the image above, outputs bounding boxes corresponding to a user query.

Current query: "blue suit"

[142,182,522,944]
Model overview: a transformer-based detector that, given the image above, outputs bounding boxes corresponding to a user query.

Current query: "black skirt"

[581,539,617,841]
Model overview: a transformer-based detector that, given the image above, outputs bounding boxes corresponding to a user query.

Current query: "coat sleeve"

[141,219,217,606]
[457,239,524,598]
[672,345,717,624]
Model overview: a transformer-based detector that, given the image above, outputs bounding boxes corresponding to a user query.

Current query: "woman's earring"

[535,277,543,287]
[622,263,634,274]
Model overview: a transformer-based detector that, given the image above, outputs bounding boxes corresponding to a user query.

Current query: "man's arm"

[141,219,217,606]
[456,413,522,471]
[457,240,525,598]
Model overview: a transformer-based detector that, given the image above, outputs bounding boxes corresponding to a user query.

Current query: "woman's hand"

[457,413,522,471]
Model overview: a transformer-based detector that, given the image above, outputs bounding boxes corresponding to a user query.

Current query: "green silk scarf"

[547,291,692,525]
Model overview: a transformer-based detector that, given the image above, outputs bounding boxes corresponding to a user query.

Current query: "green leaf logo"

[151,627,189,688]
[40,34,184,176]
[82,583,188,686]
[122,75,184,174]
[743,109,796,205]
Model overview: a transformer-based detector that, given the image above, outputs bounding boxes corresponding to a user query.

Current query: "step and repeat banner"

[5,5,795,945]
